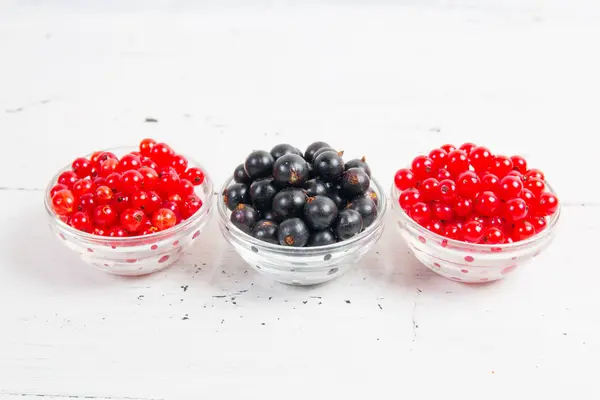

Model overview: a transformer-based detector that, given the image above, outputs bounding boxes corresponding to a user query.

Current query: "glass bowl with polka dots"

[218,176,387,286]
[391,182,560,283]
[44,146,213,276]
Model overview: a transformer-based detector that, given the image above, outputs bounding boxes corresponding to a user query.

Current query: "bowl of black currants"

[218,142,387,285]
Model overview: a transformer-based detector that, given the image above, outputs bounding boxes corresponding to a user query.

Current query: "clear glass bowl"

[391,182,560,283]
[44,146,213,276]
[218,176,387,286]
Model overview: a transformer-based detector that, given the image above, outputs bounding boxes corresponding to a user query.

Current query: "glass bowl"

[44,146,213,276]
[391,182,560,283]
[218,176,387,286]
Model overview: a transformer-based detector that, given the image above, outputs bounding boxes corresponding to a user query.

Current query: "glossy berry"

[410,202,431,225]
[304,179,329,197]
[52,189,75,216]
[399,188,421,211]
[99,158,119,177]
[150,143,175,166]
[537,192,559,216]
[454,197,473,217]
[120,170,144,194]
[347,196,378,228]
[76,193,96,213]
[72,179,95,198]
[525,177,546,196]
[273,154,309,187]
[249,178,278,212]
[438,179,457,203]
[131,191,150,210]
[487,215,506,229]
[488,155,513,178]
[303,196,338,230]
[424,220,444,235]
[167,192,183,205]
[119,154,141,172]
[433,202,454,221]
[94,185,114,204]
[270,143,302,161]
[179,179,195,197]
[272,188,307,219]
[170,154,188,175]
[440,144,456,153]
[437,168,452,181]
[141,158,159,170]
[364,188,379,207]
[417,178,438,202]
[96,151,118,166]
[244,150,275,180]
[93,204,118,227]
[458,142,476,154]
[70,211,93,233]
[443,222,464,241]
[277,217,310,246]
[524,168,545,181]
[468,146,493,172]
[314,151,344,182]
[304,141,331,164]
[482,227,504,244]
[184,167,205,186]
[181,194,202,219]
[113,192,130,213]
[90,151,104,165]
[138,166,159,191]
[161,201,182,222]
[223,183,250,211]
[474,191,500,217]
[157,167,179,194]
[139,138,156,157]
[334,209,363,241]
[233,164,251,184]
[145,191,162,215]
[120,208,146,232]
[394,168,417,190]
[341,168,370,196]
[230,204,260,234]
[50,183,68,198]
[510,155,527,173]
[345,157,372,178]
[504,198,528,222]
[251,220,279,244]
[104,172,122,193]
[108,226,129,238]
[411,155,435,179]
[428,148,447,170]
[463,220,484,243]
[72,157,93,178]
[456,171,481,199]
[512,220,536,241]
[528,216,547,232]
[308,229,337,247]
[57,171,78,189]
[498,175,523,201]
[481,173,500,193]
[152,208,178,231]
[506,170,524,181]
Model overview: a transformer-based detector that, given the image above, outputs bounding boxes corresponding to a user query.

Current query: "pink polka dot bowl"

[391,183,560,283]
[44,146,213,276]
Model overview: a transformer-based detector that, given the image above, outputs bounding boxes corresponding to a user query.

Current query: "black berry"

[233,164,251,184]
[272,154,309,187]
[249,178,277,211]
[230,204,259,234]
[251,220,279,244]
[270,143,302,160]
[304,196,338,230]
[223,183,249,211]
[272,188,307,219]
[312,147,338,162]
[307,229,337,247]
[334,209,363,240]
[364,187,379,206]
[346,196,378,228]
[304,179,329,197]
[304,141,331,163]
[344,157,371,177]
[314,151,344,182]
[261,210,281,222]
[278,218,310,247]
[326,183,347,209]
[244,150,274,179]
[341,168,370,196]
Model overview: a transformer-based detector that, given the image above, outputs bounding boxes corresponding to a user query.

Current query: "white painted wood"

[0,2,599,399]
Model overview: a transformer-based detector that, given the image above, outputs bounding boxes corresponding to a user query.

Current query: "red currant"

[158,167,180,194]
[443,222,464,241]
[104,172,122,194]
[57,171,78,189]
[141,158,159,170]
[168,193,183,205]
[506,170,524,181]
[454,197,474,217]
[181,194,203,219]
[459,142,477,154]
[93,177,106,187]
[465,214,487,225]
[488,155,513,178]
[141,221,160,236]
[536,192,559,216]
[99,158,119,177]
[482,227,504,244]
[468,146,493,172]
[437,168,452,181]
[52,189,75,216]
[139,138,156,158]
[512,220,536,241]
[71,157,93,178]
[497,175,523,201]
[184,167,205,186]
[474,191,500,216]
[161,201,182,221]
[138,166,159,191]
[170,154,188,175]
[92,204,118,227]
[410,202,431,225]
[399,188,421,211]
[70,211,93,233]
[527,216,547,232]
[487,215,506,229]
[108,226,129,238]
[519,188,536,206]
[428,148,447,170]
[463,220,484,243]
[524,168,544,181]
[481,173,500,193]
[96,151,118,166]
[438,179,457,203]
[433,202,454,221]
[131,190,150,210]
[424,220,444,235]
[510,155,527,173]
[119,154,142,172]
[72,178,95,198]
[504,198,528,222]
[90,151,104,165]
[525,177,546,196]
[440,144,456,153]
[95,185,114,204]
[120,208,147,233]
[76,193,96,213]
[420,178,440,202]
[394,168,416,190]
[446,149,470,177]
[50,183,68,198]
[150,143,174,166]
[145,191,162,215]
[411,155,435,179]
[113,192,130,213]
[152,208,178,231]
[456,171,481,199]
[179,179,195,197]
[120,170,144,194]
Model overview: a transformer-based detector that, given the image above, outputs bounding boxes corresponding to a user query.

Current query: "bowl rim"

[391,179,560,250]
[218,174,388,252]
[44,145,214,243]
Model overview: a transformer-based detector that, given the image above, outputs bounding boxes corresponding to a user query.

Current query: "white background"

[0,1,598,399]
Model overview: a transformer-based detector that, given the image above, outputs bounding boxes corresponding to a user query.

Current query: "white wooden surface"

[1,1,599,399]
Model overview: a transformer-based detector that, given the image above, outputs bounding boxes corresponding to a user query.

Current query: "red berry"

[170,154,188,175]
[536,192,559,216]
[482,227,504,244]
[497,175,523,201]
[424,220,444,235]
[99,158,119,177]
[179,179,195,197]
[440,144,456,153]
[141,220,160,235]
[420,178,440,202]
[158,167,180,194]
[428,148,447,170]
[108,226,129,238]
[70,211,93,233]
[104,172,122,194]
[525,177,546,196]
[139,138,157,158]
[120,208,147,233]
[161,200,181,220]
[184,167,205,186]
[120,170,144,194]
[181,194,203,219]
[145,191,162,215]
[51,189,75,216]
[93,227,108,236]
[459,142,477,154]
[95,185,114,204]
[138,166,159,191]
[92,204,118,227]
[506,170,524,181]
[519,188,536,206]
[71,157,93,178]
[454,197,473,217]
[141,158,159,170]
[410,202,431,225]
[399,188,421,211]
[524,168,544,181]
[469,146,493,172]
[481,173,500,193]
[150,143,174,166]
[90,151,104,165]
[438,179,457,203]
[119,154,142,172]
[474,191,500,216]
[167,193,183,205]
[446,150,470,177]
[131,191,150,210]
[96,151,118,166]
[488,155,513,178]
[433,202,454,221]
[410,155,435,179]
[72,178,95,198]
[487,215,506,229]
[394,168,416,190]
[76,193,96,213]
[463,220,484,243]
[152,208,178,231]
[443,221,464,241]
[527,216,547,232]
[504,198,528,222]
[50,183,68,198]
[510,155,527,173]
[512,220,536,241]
[93,177,106,187]
[113,192,130,213]
[57,171,78,189]
[437,168,452,181]
[456,171,481,199]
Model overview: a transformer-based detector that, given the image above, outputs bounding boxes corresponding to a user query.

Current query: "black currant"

[344,156,371,177]
[334,209,363,240]
[312,147,338,162]
[304,195,338,230]
[251,220,279,244]
[307,229,337,247]
[233,164,251,184]
[278,217,310,247]
[249,178,277,211]
[272,154,309,187]
[341,168,370,196]
[314,151,344,182]
[223,183,249,211]
[346,196,378,228]
[261,210,281,222]
[230,204,259,234]
[326,183,347,209]
[304,179,329,197]
[364,187,379,206]
[244,150,274,179]
[304,141,331,163]
[272,188,307,219]
[270,143,303,160]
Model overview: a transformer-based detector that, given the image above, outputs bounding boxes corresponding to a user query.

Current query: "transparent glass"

[44,146,213,276]
[391,182,560,283]
[218,176,387,286]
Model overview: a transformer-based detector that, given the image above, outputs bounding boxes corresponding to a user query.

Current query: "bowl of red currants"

[44,139,213,276]
[392,143,560,283]
[218,142,387,286]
